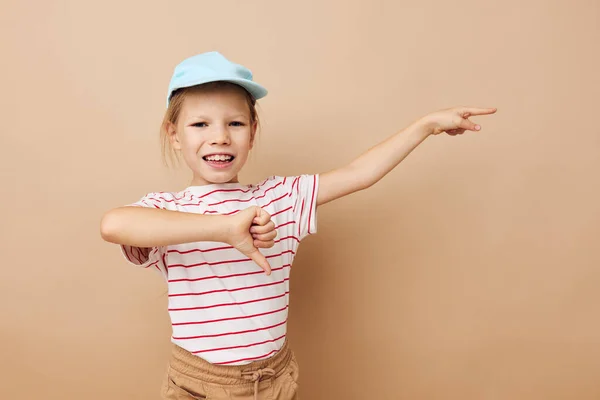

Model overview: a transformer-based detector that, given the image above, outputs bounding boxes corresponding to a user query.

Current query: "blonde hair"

[160,82,261,167]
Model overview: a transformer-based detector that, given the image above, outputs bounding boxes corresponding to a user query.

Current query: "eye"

[192,122,207,128]
[230,121,245,127]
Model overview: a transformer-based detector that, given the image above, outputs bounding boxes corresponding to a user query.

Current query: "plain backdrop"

[1,0,599,399]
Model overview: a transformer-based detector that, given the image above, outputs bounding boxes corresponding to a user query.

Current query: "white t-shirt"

[120,175,319,365]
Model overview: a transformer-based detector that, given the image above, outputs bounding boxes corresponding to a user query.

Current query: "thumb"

[246,248,272,275]
[240,205,259,219]
[233,207,257,229]
[458,116,480,131]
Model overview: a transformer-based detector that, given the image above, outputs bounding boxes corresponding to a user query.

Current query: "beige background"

[2,0,599,399]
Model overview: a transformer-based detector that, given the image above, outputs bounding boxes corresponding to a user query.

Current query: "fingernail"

[475,125,481,130]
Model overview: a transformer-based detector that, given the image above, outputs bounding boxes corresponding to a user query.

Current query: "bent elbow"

[100,210,121,243]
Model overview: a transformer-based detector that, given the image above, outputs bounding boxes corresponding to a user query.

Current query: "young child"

[100,51,496,400]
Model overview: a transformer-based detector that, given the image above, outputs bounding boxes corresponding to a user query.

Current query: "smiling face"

[166,83,257,186]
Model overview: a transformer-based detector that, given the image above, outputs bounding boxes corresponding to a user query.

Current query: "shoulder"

[250,175,318,205]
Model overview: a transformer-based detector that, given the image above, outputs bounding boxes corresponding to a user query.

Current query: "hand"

[421,106,497,136]
[226,206,277,275]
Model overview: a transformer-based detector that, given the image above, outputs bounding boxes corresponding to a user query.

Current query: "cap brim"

[167,77,268,107]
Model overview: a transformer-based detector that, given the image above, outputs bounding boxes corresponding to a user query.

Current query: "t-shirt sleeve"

[119,192,167,269]
[283,174,320,241]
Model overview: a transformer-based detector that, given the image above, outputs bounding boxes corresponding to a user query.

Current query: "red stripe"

[208,197,254,207]
[276,235,300,244]
[262,194,287,208]
[145,259,160,269]
[172,305,288,326]
[192,334,286,354]
[177,202,207,207]
[157,180,292,215]
[206,184,285,207]
[168,250,295,269]
[166,233,297,257]
[145,196,172,204]
[172,319,287,340]
[271,206,292,217]
[154,191,189,201]
[169,291,289,312]
[274,221,296,230]
[137,247,148,263]
[215,349,279,365]
[204,209,239,215]
[129,247,139,264]
[134,192,192,207]
[199,187,252,199]
[141,195,200,208]
[168,245,234,255]
[254,182,283,200]
[169,265,289,283]
[252,176,273,193]
[296,177,301,197]
[289,177,300,197]
[122,245,134,263]
[148,198,163,208]
[298,199,305,237]
[308,175,317,234]
[132,247,143,264]
[206,203,289,217]
[168,257,246,269]
[169,278,289,297]
[205,194,288,210]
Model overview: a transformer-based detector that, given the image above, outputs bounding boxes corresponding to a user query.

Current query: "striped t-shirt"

[120,174,319,365]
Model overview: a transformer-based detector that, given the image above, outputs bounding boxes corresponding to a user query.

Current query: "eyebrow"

[188,114,249,120]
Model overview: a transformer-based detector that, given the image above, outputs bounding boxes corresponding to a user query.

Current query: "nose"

[210,124,231,145]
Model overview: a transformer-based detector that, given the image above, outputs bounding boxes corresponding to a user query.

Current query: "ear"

[249,121,258,150]
[166,121,182,150]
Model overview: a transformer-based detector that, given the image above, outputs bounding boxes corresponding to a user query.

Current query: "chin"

[200,171,238,184]
[213,176,236,184]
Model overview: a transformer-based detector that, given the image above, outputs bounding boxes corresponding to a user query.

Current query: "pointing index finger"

[463,107,497,117]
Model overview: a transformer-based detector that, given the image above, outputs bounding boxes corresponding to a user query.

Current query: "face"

[168,85,257,186]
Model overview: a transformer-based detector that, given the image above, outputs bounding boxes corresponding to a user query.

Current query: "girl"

[100,51,496,400]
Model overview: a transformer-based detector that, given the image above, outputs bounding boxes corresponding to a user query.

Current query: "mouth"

[202,153,235,169]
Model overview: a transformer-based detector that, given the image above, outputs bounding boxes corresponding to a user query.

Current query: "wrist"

[406,117,434,140]
[217,214,235,244]
[192,213,232,244]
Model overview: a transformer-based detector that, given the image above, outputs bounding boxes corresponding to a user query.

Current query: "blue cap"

[166,51,268,107]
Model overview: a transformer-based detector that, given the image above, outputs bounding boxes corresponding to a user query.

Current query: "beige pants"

[161,341,300,400]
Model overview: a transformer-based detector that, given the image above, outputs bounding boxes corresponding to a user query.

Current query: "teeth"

[205,155,233,162]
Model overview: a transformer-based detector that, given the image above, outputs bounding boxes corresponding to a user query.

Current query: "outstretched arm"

[316,106,497,206]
